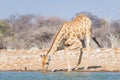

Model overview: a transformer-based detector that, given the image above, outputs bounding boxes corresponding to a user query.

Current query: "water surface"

[0,72,120,80]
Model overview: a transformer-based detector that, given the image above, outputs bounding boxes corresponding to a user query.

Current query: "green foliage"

[0,31,3,38]
[0,20,10,37]
[0,21,7,32]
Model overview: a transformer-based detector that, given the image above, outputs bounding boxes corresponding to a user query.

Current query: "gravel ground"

[0,48,119,72]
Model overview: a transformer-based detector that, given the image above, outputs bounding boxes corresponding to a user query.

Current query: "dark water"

[0,72,120,80]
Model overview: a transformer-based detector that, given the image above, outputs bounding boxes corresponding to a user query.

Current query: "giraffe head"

[40,54,47,71]
[40,54,51,71]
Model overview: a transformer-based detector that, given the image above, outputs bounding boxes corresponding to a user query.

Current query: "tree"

[0,20,10,49]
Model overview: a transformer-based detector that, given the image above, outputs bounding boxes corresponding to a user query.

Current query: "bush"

[1,13,120,49]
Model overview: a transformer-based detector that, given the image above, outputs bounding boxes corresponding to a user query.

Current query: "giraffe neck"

[46,25,64,56]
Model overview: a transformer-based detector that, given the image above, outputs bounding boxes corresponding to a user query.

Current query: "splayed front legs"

[65,39,82,72]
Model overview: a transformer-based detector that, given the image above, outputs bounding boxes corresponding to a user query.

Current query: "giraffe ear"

[40,52,46,57]
[40,54,45,57]
[40,55,43,58]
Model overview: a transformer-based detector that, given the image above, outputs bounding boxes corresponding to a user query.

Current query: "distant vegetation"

[0,12,120,49]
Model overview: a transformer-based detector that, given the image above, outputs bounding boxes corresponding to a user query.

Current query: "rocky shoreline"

[0,48,120,72]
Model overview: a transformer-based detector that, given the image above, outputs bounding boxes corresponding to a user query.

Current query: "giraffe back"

[63,14,92,42]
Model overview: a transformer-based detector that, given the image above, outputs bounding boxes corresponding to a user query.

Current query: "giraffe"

[41,14,92,72]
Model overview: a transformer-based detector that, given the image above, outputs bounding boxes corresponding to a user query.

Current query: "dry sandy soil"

[0,48,119,72]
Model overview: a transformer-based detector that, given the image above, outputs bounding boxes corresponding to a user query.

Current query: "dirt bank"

[0,48,120,72]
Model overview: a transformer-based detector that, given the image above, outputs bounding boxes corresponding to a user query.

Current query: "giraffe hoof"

[68,69,72,72]
[52,69,57,72]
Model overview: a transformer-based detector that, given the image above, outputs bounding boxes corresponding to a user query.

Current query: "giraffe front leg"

[65,48,71,72]
[65,39,82,72]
